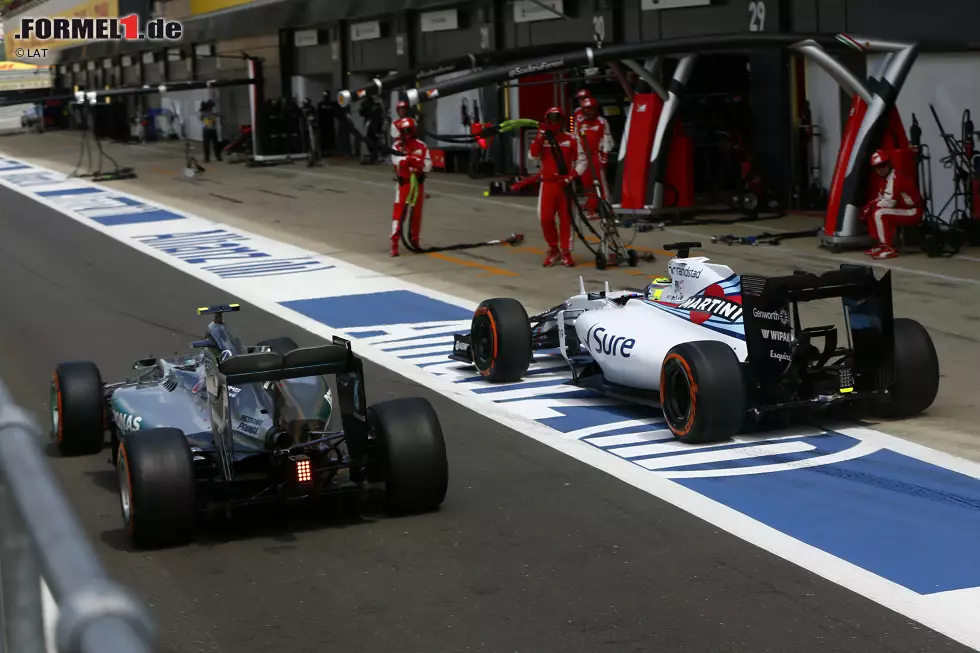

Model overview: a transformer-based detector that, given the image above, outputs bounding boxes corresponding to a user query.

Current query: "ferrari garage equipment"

[402,33,925,253]
[49,305,449,549]
[450,243,938,444]
[930,105,980,246]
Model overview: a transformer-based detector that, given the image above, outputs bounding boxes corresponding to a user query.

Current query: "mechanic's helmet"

[396,100,410,116]
[576,89,592,105]
[870,149,890,168]
[395,116,417,138]
[581,96,598,118]
[543,107,564,132]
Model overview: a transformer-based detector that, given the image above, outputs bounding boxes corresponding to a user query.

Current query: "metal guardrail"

[0,379,156,653]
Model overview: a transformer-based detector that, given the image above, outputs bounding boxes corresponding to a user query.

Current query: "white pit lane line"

[2,156,980,649]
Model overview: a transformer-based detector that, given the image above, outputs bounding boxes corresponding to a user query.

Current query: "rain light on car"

[295,458,312,484]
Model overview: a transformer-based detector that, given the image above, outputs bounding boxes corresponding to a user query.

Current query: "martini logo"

[678,284,743,324]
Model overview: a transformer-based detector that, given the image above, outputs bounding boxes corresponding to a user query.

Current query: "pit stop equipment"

[930,104,980,247]
[400,33,931,253]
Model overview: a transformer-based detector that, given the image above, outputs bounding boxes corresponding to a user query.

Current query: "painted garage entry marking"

[2,155,980,648]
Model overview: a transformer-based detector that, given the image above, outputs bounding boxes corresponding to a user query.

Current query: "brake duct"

[402,33,920,251]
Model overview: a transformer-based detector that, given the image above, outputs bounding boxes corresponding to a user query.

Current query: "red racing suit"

[529,130,578,252]
[863,169,923,246]
[575,116,615,214]
[391,136,432,248]
[573,107,586,129]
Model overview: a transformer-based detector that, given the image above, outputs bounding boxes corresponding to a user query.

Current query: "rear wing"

[740,264,894,389]
[203,336,368,482]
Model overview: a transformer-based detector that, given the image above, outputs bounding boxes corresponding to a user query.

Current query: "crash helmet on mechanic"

[576,89,592,106]
[644,276,672,301]
[870,149,892,176]
[580,96,599,119]
[395,116,417,139]
[396,100,410,117]
[542,107,564,132]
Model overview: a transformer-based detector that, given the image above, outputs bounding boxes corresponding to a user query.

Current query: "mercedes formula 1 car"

[50,304,448,549]
[450,242,939,443]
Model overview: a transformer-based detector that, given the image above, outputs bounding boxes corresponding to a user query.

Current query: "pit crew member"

[861,149,924,260]
[573,89,591,128]
[390,100,412,141]
[529,107,578,268]
[390,117,432,257]
[575,96,615,218]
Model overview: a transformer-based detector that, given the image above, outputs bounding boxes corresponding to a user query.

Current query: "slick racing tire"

[117,428,196,549]
[257,336,299,354]
[660,341,745,444]
[471,298,532,383]
[51,361,105,456]
[368,398,448,514]
[876,318,940,418]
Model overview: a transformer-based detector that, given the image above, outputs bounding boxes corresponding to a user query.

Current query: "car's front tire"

[470,298,532,382]
[876,318,940,418]
[368,397,448,514]
[660,341,746,444]
[117,428,196,549]
[51,361,105,456]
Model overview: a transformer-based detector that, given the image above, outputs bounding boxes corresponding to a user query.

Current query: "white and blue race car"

[449,242,939,443]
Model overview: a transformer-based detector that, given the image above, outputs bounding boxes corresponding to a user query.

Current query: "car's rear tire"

[660,341,746,444]
[470,298,532,382]
[117,428,196,549]
[368,398,448,514]
[876,318,940,418]
[51,361,105,456]
[257,336,299,354]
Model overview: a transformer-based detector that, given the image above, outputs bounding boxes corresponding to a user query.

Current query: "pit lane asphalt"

[0,185,969,653]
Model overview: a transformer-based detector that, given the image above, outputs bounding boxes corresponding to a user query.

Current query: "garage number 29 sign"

[748,1,766,32]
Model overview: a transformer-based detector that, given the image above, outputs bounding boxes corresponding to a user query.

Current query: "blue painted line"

[281,291,472,329]
[0,164,31,171]
[453,366,569,384]
[345,329,387,339]
[676,446,980,594]
[538,404,659,434]
[92,209,185,226]
[651,432,847,471]
[581,422,667,440]
[495,388,597,404]
[621,435,813,461]
[372,329,468,347]
[37,187,102,197]
[383,339,458,352]
[470,378,571,395]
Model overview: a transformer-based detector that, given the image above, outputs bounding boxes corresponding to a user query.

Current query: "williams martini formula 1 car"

[50,304,448,549]
[450,242,939,443]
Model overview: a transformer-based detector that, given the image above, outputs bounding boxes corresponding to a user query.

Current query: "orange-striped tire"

[659,341,746,444]
[51,361,105,456]
[470,298,532,383]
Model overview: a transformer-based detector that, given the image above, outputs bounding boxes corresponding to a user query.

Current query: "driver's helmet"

[645,276,672,301]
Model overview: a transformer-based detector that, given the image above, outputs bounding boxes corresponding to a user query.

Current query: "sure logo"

[586,325,636,358]
[113,410,142,433]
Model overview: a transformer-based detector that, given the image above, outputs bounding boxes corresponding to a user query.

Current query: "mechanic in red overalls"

[861,149,923,260]
[529,107,578,268]
[390,117,432,257]
[573,89,591,129]
[390,100,411,142]
[575,96,616,218]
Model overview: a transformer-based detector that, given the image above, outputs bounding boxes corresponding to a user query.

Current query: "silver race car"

[51,304,448,549]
